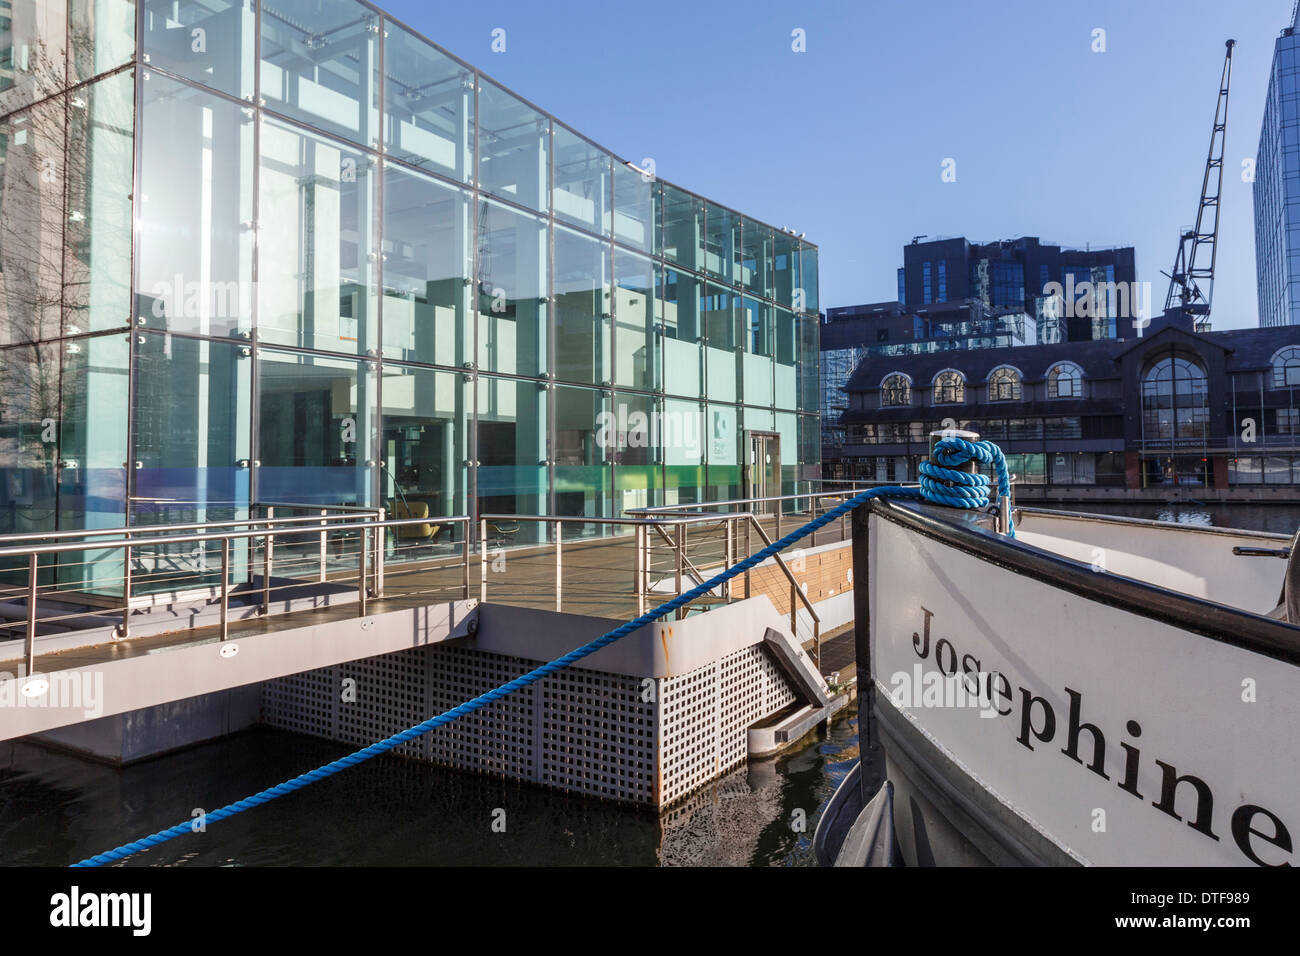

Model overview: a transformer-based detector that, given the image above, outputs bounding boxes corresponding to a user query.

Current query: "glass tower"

[1256,11,1300,327]
[0,1,820,587]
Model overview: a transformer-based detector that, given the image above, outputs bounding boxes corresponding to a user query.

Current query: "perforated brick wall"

[261,639,799,808]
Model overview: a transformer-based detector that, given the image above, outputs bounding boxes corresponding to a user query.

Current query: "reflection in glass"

[0,96,66,345]
[70,0,136,85]
[613,249,657,391]
[554,383,609,524]
[661,184,703,271]
[704,202,738,284]
[798,243,819,313]
[476,374,546,544]
[64,70,134,334]
[132,332,250,542]
[703,283,738,403]
[137,74,254,338]
[661,268,701,398]
[259,0,378,148]
[477,78,548,213]
[258,118,377,355]
[775,308,796,410]
[0,1,67,115]
[553,125,610,235]
[773,230,797,308]
[706,403,740,501]
[256,348,377,506]
[663,398,703,506]
[741,296,772,356]
[141,0,254,98]
[381,166,471,365]
[612,163,656,253]
[553,225,610,386]
[380,364,468,555]
[383,23,472,181]
[612,391,659,513]
[0,342,61,540]
[476,198,546,378]
[740,218,772,299]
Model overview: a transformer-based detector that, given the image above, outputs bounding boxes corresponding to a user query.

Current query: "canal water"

[2,500,1296,867]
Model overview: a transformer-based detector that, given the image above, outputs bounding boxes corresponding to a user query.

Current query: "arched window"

[987,366,1022,402]
[1271,347,1300,388]
[880,372,911,406]
[932,369,965,404]
[1142,356,1208,441]
[1046,362,1083,399]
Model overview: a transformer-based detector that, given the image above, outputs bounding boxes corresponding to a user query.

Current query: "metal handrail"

[6,514,471,677]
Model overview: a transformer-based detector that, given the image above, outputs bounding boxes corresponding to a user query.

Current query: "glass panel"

[798,413,819,471]
[258,117,378,355]
[703,282,738,403]
[613,249,657,391]
[0,94,66,346]
[64,70,134,334]
[740,218,772,299]
[381,165,471,366]
[661,267,701,398]
[476,197,546,378]
[0,342,61,542]
[554,383,610,526]
[380,364,468,556]
[612,162,655,253]
[137,74,254,338]
[663,398,704,506]
[553,225,610,386]
[70,0,136,84]
[773,230,797,308]
[58,334,130,592]
[141,0,254,99]
[775,307,796,409]
[259,0,379,148]
[661,183,703,271]
[0,1,67,115]
[743,351,773,407]
[477,78,548,213]
[798,242,819,313]
[131,333,250,595]
[704,202,739,284]
[706,403,740,501]
[382,23,472,182]
[797,313,818,413]
[611,391,659,514]
[256,347,378,507]
[775,410,796,494]
[476,373,546,544]
[552,124,610,235]
[742,295,773,356]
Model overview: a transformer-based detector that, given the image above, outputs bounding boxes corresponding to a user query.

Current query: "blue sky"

[379,0,1290,329]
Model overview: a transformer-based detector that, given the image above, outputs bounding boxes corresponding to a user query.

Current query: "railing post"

[319,508,328,583]
[358,526,368,615]
[462,522,470,600]
[117,534,131,638]
[374,507,385,598]
[25,552,37,677]
[220,538,230,642]
[674,522,684,621]
[480,518,488,604]
[814,618,821,672]
[724,518,733,601]
[775,503,781,542]
[554,522,562,612]
[744,518,752,599]
[261,507,273,614]
[790,579,798,635]
[634,523,644,615]
[811,495,818,547]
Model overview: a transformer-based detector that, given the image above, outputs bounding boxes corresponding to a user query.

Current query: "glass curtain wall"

[0,0,820,598]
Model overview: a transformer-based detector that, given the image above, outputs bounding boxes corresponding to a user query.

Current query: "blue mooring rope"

[72,438,1012,867]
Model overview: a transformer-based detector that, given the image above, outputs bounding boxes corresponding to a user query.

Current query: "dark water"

[0,714,861,867]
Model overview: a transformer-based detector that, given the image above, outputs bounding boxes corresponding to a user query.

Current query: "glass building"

[0,0,820,585]
[1255,10,1300,328]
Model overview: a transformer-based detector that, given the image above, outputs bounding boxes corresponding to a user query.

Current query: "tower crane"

[1162,39,1235,327]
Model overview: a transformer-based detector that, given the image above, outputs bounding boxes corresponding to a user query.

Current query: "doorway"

[746,431,781,512]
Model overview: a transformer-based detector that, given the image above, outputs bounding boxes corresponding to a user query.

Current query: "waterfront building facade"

[900,235,1139,342]
[0,0,821,590]
[1255,7,1300,328]
[831,313,1300,492]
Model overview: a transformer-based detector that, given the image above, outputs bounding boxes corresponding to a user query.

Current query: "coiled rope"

[73,437,1012,867]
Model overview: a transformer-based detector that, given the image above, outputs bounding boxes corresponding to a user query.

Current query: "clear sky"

[379,0,1291,330]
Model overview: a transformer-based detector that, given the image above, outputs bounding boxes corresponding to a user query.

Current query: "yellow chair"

[389,499,442,556]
